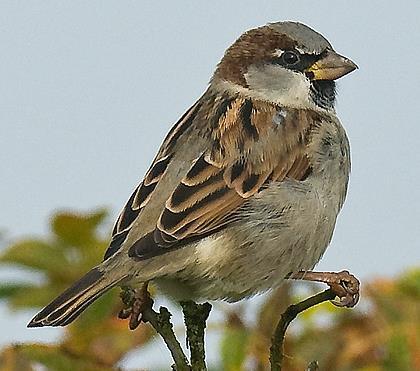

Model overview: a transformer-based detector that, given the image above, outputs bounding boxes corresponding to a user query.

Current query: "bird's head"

[212,21,357,111]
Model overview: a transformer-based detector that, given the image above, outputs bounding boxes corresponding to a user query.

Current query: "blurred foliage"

[0,209,154,370]
[218,271,420,371]
[0,209,419,370]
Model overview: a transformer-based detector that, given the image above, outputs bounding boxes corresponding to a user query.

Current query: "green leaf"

[0,282,59,312]
[0,239,67,277]
[0,283,33,300]
[221,327,249,371]
[51,209,108,247]
[397,268,420,298]
[7,283,64,309]
[383,333,412,370]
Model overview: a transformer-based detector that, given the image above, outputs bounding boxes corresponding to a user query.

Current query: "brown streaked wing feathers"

[104,100,202,260]
[129,97,315,260]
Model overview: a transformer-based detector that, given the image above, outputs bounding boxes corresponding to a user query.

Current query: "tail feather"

[27,267,125,327]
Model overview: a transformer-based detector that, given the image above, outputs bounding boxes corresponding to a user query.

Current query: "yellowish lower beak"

[306,50,358,81]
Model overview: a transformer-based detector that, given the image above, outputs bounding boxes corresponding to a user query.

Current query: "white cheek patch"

[244,64,313,109]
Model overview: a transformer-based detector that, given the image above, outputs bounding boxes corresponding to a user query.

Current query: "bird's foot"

[287,270,360,308]
[326,270,360,307]
[118,283,153,330]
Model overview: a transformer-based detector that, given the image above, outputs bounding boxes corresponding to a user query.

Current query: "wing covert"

[129,97,317,260]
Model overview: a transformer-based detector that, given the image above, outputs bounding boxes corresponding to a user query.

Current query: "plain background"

[1,1,419,368]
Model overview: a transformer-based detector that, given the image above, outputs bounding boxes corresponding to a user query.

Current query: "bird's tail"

[27,267,127,327]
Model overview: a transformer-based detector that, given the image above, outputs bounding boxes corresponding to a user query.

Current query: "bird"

[28,21,359,329]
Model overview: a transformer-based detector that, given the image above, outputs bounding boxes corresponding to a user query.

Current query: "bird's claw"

[118,285,153,330]
[328,270,360,308]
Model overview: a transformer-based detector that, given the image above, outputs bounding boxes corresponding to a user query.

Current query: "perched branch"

[180,301,212,371]
[119,287,190,371]
[269,289,336,371]
[120,284,348,370]
[142,305,191,371]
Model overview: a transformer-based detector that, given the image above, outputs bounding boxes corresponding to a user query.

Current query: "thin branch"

[142,305,191,371]
[270,289,336,371]
[180,301,212,371]
[120,286,190,370]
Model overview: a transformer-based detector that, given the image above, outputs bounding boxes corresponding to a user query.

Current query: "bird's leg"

[286,270,360,307]
[118,282,153,330]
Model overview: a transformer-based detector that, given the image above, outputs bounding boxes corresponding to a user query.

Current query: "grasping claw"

[327,270,360,308]
[118,283,153,330]
[286,270,360,308]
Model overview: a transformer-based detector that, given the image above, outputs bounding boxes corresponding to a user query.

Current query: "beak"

[306,50,358,81]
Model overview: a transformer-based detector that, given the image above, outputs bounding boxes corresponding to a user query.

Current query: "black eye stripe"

[269,51,321,72]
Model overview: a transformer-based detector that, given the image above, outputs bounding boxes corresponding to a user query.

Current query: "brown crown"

[213,26,297,86]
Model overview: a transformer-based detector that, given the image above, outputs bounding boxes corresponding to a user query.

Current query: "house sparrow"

[28,21,358,328]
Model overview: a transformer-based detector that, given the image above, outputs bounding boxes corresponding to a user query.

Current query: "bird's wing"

[104,98,204,260]
[105,93,317,261]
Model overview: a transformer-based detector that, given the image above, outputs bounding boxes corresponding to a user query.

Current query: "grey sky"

[1,1,419,368]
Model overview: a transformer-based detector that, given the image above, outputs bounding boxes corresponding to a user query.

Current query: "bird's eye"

[282,51,300,66]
